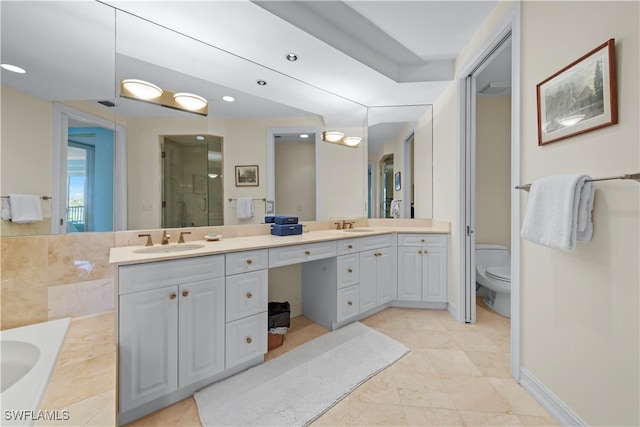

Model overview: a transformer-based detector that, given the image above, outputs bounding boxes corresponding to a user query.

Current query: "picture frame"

[235,165,259,187]
[536,39,617,146]
[395,171,401,191]
[193,175,207,194]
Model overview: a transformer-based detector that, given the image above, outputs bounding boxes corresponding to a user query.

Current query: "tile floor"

[39,300,560,426]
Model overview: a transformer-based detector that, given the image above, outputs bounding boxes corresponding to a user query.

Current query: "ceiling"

[1,1,503,152]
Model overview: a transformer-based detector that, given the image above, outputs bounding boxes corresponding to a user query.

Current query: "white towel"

[236,197,254,219]
[521,174,595,251]
[1,199,11,221]
[7,193,44,223]
[390,200,401,218]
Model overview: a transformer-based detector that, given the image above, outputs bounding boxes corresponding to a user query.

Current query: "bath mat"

[194,321,409,426]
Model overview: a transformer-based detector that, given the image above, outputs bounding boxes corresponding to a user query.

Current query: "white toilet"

[475,244,511,318]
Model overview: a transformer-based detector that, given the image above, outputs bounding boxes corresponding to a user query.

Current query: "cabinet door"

[397,246,422,301]
[422,245,448,302]
[337,285,360,324]
[359,250,377,313]
[119,286,178,413]
[376,246,394,305]
[226,312,268,369]
[178,278,225,388]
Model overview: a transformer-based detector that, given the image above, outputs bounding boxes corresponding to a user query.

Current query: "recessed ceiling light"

[286,53,298,62]
[300,134,309,138]
[222,95,235,102]
[1,63,26,74]
[196,135,205,141]
[257,80,267,86]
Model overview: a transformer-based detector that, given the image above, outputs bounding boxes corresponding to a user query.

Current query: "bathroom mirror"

[0,2,431,237]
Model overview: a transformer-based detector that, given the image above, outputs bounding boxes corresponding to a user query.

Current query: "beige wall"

[519,2,639,425]
[476,96,511,250]
[275,140,316,221]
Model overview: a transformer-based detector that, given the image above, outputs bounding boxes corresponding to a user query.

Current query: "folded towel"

[521,174,595,251]
[390,200,401,218]
[7,194,44,223]
[236,197,254,219]
[1,199,11,221]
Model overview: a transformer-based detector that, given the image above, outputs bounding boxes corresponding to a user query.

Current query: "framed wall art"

[537,39,617,145]
[235,165,259,187]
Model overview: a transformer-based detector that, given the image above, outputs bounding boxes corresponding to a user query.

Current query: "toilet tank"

[475,244,510,269]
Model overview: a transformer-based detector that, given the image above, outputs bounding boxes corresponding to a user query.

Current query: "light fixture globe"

[323,131,344,143]
[343,136,362,147]
[173,92,208,111]
[122,79,163,99]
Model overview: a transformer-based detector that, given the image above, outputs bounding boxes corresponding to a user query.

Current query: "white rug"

[194,321,409,427]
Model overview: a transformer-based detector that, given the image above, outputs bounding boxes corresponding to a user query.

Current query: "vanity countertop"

[109,223,450,265]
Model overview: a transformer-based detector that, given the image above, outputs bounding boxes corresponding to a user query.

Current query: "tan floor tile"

[348,401,407,426]
[487,378,550,417]
[36,389,115,427]
[412,330,462,350]
[450,331,501,352]
[440,374,512,414]
[482,332,512,353]
[465,350,512,378]
[311,395,351,426]
[403,405,465,426]
[459,410,524,426]
[125,397,198,427]
[424,349,483,376]
[393,371,456,409]
[389,350,437,377]
[350,371,402,405]
[517,414,561,426]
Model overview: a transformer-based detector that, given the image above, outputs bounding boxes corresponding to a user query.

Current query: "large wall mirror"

[1,2,432,237]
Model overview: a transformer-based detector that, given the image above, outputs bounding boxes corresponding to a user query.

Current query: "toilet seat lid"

[486,266,510,282]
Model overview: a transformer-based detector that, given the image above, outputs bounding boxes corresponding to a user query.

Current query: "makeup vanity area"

[110,220,449,424]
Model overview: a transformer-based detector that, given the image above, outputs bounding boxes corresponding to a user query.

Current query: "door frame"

[52,104,127,233]
[455,3,522,381]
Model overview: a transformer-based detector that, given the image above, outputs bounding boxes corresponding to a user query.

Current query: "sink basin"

[133,244,205,254]
[342,228,375,233]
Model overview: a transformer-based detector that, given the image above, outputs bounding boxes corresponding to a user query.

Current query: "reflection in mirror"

[162,135,223,228]
[379,155,394,218]
[367,105,433,219]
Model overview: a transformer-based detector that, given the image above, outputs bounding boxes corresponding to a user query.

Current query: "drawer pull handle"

[348,301,353,306]
[182,290,189,297]
[347,244,353,249]
[246,337,253,344]
[169,292,177,300]
[305,250,311,255]
[348,268,353,273]
[246,292,253,299]
[246,259,253,265]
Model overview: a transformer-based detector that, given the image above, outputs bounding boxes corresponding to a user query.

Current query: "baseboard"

[446,302,457,320]
[520,368,586,427]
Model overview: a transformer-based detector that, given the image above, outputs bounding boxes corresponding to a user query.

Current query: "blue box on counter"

[271,223,303,236]
[265,215,298,224]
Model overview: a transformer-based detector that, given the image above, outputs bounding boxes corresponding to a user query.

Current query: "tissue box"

[273,215,298,225]
[271,223,303,236]
[265,216,276,223]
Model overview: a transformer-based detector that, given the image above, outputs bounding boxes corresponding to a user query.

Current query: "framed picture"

[193,175,207,194]
[394,172,401,191]
[235,165,259,187]
[537,39,617,145]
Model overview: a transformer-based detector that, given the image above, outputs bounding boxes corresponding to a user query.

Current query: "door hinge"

[161,201,166,208]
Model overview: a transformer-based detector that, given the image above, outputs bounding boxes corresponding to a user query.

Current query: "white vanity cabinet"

[118,255,225,416]
[359,234,395,312]
[224,250,268,369]
[397,234,448,307]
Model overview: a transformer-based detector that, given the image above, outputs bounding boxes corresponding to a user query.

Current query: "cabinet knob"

[246,259,253,265]
[169,292,177,300]
[347,244,353,249]
[348,301,353,306]
[182,290,189,297]
[305,250,311,256]
[421,239,425,243]
[348,268,353,273]
[246,292,253,299]
[418,250,423,254]
[424,249,428,254]
[246,337,253,344]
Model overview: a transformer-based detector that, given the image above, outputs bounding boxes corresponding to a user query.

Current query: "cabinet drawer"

[360,234,392,251]
[337,254,359,289]
[337,285,360,324]
[226,312,267,369]
[398,233,447,247]
[226,270,268,322]
[269,241,337,268]
[226,249,268,275]
[337,239,360,255]
[119,255,225,295]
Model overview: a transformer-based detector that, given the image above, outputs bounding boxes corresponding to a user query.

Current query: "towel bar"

[1,195,52,200]
[515,172,640,191]
[227,198,266,202]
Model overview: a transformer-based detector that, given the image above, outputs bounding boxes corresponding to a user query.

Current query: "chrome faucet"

[161,230,170,245]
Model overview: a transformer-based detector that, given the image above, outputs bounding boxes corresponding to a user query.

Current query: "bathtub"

[0,318,70,426]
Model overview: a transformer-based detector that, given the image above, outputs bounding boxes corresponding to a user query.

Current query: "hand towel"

[521,174,595,251]
[1,199,11,221]
[8,193,44,223]
[236,197,254,219]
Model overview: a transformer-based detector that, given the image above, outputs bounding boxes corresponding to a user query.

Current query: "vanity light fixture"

[196,135,205,141]
[343,136,362,147]
[208,174,219,179]
[222,95,235,102]
[120,79,208,116]
[322,131,344,143]
[1,63,26,74]
[121,79,163,100]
